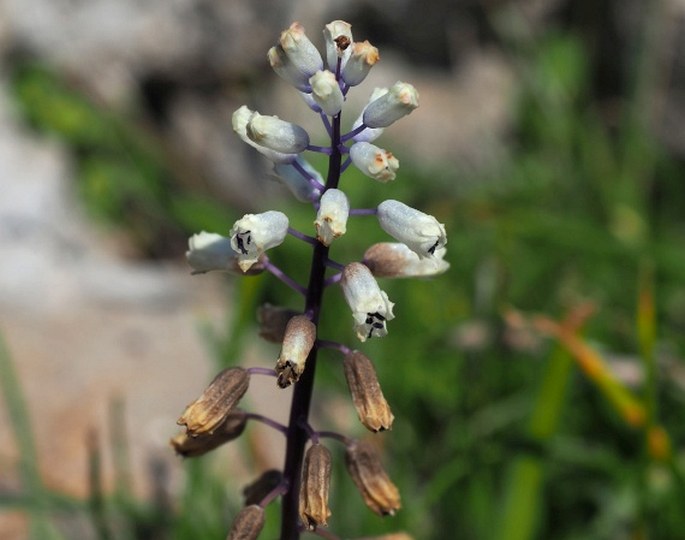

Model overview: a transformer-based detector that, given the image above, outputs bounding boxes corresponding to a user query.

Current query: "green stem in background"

[494,346,573,540]
[637,260,657,429]
[0,333,62,540]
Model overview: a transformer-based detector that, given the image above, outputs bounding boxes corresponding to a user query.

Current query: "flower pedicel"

[173,19,445,539]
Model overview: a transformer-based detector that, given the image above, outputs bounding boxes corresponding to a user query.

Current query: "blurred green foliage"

[3,12,685,540]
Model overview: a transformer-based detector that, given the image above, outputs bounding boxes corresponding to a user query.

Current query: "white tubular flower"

[232,105,297,164]
[279,22,323,81]
[309,70,345,116]
[363,242,450,278]
[314,189,349,246]
[246,111,310,154]
[276,315,317,388]
[230,211,289,272]
[272,157,322,203]
[323,20,353,72]
[363,81,419,128]
[342,41,380,87]
[186,232,235,274]
[268,45,311,92]
[341,262,395,342]
[349,142,399,183]
[351,87,388,143]
[377,200,447,259]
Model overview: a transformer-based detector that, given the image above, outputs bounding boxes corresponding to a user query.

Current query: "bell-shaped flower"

[246,111,310,154]
[230,211,289,272]
[309,70,345,116]
[377,200,446,259]
[342,40,380,86]
[363,242,450,278]
[232,105,297,163]
[186,232,265,275]
[272,157,323,203]
[314,188,349,246]
[363,81,419,128]
[323,20,353,72]
[349,142,399,183]
[350,87,388,143]
[268,45,311,93]
[279,22,323,81]
[341,262,395,342]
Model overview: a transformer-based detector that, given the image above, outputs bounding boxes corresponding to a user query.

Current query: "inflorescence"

[174,20,449,540]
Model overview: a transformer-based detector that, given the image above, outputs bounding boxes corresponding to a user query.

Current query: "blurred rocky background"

[0,0,684,538]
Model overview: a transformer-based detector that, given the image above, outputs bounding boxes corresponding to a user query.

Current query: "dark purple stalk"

[280,114,342,539]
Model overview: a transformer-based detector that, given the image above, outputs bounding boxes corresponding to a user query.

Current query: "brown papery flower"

[299,444,333,530]
[345,440,401,516]
[226,504,265,540]
[344,351,394,432]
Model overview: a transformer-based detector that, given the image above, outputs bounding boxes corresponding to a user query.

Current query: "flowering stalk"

[178,20,445,540]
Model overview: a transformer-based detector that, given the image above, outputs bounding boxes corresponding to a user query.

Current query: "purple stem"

[324,273,342,287]
[324,258,344,271]
[280,112,343,540]
[316,340,350,355]
[260,480,290,507]
[288,227,319,246]
[316,430,354,446]
[291,159,325,192]
[244,412,289,436]
[306,144,333,155]
[306,526,341,539]
[340,156,352,173]
[340,123,367,142]
[319,112,332,136]
[262,258,307,296]
[349,207,378,216]
[246,367,278,377]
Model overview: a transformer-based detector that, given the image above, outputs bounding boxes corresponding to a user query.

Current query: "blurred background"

[1,0,685,538]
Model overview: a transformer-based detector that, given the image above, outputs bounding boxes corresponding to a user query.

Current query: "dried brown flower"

[276,315,316,388]
[257,303,299,343]
[345,440,401,516]
[177,367,250,436]
[170,410,247,457]
[344,351,394,432]
[242,469,284,506]
[299,444,332,530]
[226,504,265,540]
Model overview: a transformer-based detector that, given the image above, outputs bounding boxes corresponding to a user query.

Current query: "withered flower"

[226,504,265,540]
[276,315,317,388]
[177,368,250,437]
[257,303,299,343]
[344,351,394,432]
[170,410,247,458]
[345,440,401,516]
[299,444,333,530]
[243,469,284,506]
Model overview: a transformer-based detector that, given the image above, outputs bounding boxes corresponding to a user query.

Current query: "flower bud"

[323,20,353,72]
[177,368,250,437]
[232,105,297,164]
[268,45,311,92]
[272,157,323,202]
[314,188,349,246]
[349,142,399,183]
[299,444,333,530]
[246,111,310,154]
[363,81,419,128]
[276,315,317,388]
[344,351,394,432]
[377,200,446,259]
[257,303,299,343]
[351,88,388,143]
[186,232,265,275]
[279,22,324,77]
[363,242,449,278]
[342,40,380,86]
[345,440,401,516]
[341,262,395,342]
[309,70,345,116]
[170,410,247,458]
[230,211,289,272]
[243,469,284,506]
[226,504,265,540]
